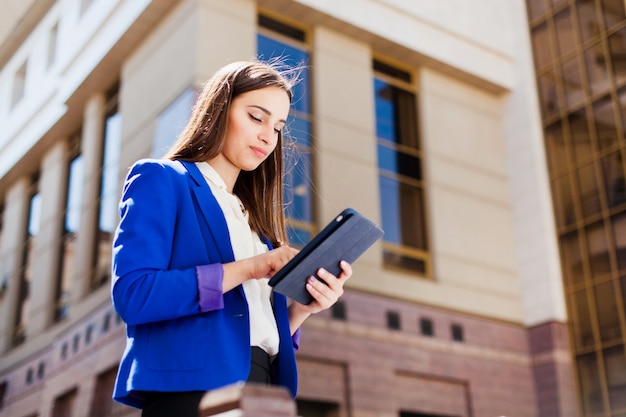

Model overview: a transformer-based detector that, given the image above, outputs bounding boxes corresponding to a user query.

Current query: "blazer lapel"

[179,160,235,263]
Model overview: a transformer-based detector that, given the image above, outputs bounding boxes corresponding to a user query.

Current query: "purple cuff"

[196,264,225,312]
[292,328,301,351]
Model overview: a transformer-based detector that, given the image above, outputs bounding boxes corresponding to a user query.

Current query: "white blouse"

[196,162,280,356]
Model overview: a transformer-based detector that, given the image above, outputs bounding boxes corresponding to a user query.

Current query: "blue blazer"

[111,159,298,409]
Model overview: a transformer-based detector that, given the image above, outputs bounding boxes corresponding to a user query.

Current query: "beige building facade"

[0,0,579,416]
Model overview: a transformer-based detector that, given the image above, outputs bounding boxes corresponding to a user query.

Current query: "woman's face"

[220,86,290,174]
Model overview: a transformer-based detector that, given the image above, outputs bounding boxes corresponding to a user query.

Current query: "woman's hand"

[222,246,298,292]
[288,260,353,333]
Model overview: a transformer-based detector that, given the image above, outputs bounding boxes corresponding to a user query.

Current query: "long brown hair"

[164,60,299,247]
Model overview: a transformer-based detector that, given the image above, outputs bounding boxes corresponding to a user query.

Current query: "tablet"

[268,208,384,304]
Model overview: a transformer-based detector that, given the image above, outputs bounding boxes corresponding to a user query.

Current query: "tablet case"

[268,208,384,304]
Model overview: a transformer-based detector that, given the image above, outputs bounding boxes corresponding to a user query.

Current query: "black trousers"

[141,347,272,417]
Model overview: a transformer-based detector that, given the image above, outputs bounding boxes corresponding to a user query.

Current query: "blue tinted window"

[375,73,427,264]
[257,34,309,114]
[28,192,41,236]
[65,155,84,233]
[258,30,313,244]
[99,112,121,233]
[283,147,312,222]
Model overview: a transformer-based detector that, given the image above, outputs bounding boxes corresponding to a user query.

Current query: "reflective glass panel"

[609,27,626,86]
[561,231,585,286]
[562,55,585,108]
[576,0,600,45]
[577,162,602,217]
[537,70,562,119]
[601,151,625,208]
[603,345,626,410]
[586,222,612,277]
[532,22,553,70]
[585,43,611,96]
[594,281,621,341]
[572,290,594,349]
[552,174,576,227]
[577,352,605,414]
[545,121,569,175]
[568,109,594,162]
[554,7,577,58]
[379,176,427,250]
[613,213,626,270]
[600,0,626,30]
[593,95,619,151]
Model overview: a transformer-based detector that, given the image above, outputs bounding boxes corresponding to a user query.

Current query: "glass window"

[612,213,626,270]
[568,108,593,162]
[47,23,58,69]
[257,24,313,246]
[562,55,585,109]
[577,352,605,414]
[374,72,428,275]
[594,281,621,342]
[11,61,27,109]
[14,182,40,346]
[593,95,619,151]
[603,345,626,410]
[152,87,195,158]
[599,0,626,30]
[527,0,548,21]
[571,289,594,349]
[585,43,611,96]
[560,231,585,286]
[537,69,562,119]
[56,143,83,321]
[545,121,569,175]
[576,161,602,218]
[608,27,626,86]
[554,7,577,58]
[92,90,120,290]
[531,22,553,71]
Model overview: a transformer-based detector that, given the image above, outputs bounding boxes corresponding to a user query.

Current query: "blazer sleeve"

[111,160,222,325]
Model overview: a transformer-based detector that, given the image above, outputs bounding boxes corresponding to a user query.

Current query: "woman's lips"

[251,146,268,158]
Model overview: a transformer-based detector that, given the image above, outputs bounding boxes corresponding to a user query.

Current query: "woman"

[111,60,352,416]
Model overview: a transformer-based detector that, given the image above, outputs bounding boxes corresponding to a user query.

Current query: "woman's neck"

[206,156,239,193]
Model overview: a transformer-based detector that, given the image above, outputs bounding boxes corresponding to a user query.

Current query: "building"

[526,0,626,415]
[0,0,586,416]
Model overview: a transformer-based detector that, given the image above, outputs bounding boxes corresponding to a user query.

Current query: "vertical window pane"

[585,44,611,96]
[612,213,626,270]
[545,121,569,175]
[57,154,83,321]
[604,345,626,410]
[593,95,619,151]
[531,23,553,70]
[99,112,121,233]
[571,290,594,349]
[152,87,195,158]
[600,0,626,30]
[608,27,626,86]
[562,55,585,108]
[577,352,605,414]
[527,0,548,21]
[577,162,602,217]
[537,70,561,119]
[12,61,27,109]
[257,30,312,245]
[586,222,612,277]
[554,7,577,58]
[576,0,600,45]
[569,108,594,162]
[379,177,427,250]
[594,281,621,341]
[601,151,625,208]
[561,231,585,286]
[557,173,577,219]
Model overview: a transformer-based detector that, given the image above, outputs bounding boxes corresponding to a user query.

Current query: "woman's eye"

[249,114,262,122]
[274,128,282,134]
